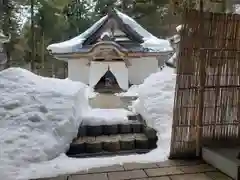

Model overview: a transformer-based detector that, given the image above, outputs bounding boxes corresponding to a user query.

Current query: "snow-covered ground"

[82,108,135,126]
[0,68,90,180]
[7,67,175,180]
[0,66,175,180]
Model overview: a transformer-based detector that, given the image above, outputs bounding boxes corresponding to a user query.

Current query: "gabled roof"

[83,9,144,45]
[47,9,173,54]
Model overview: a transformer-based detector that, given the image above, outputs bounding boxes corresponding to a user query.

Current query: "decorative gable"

[90,42,127,60]
[83,13,144,46]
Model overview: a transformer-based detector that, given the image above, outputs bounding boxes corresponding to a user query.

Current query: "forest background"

[0,0,236,77]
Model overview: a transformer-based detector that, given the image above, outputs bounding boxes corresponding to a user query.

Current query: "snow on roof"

[115,10,172,52]
[47,9,173,54]
[47,15,108,54]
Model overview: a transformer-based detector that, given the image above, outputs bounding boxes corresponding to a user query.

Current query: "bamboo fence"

[170,10,240,158]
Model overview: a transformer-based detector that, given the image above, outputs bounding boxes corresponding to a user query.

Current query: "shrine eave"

[52,50,172,60]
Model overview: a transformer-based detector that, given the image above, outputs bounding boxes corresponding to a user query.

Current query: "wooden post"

[196,0,205,157]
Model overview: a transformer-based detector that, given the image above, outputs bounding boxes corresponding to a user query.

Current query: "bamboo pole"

[196,0,205,157]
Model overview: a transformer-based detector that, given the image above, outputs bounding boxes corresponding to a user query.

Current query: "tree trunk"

[41,31,45,73]
[30,0,35,72]
[51,63,54,77]
[2,0,11,69]
[4,48,11,69]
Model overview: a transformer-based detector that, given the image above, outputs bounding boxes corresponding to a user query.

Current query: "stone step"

[69,114,157,158]
[78,121,148,137]
[67,133,158,158]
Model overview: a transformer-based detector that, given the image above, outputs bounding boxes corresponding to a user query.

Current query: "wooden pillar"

[196,0,205,157]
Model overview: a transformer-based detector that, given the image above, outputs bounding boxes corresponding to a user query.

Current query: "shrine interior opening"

[94,69,121,93]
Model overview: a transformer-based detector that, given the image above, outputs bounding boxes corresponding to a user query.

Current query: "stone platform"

[66,115,157,158]
[37,159,232,180]
[202,146,240,179]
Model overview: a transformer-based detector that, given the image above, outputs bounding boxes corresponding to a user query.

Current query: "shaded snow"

[85,86,98,99]
[116,85,140,97]
[165,52,177,68]
[17,67,176,180]
[132,67,175,156]
[65,77,98,99]
[82,108,135,126]
[0,68,90,180]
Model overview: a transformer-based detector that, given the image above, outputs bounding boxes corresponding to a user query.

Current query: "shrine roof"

[47,9,173,54]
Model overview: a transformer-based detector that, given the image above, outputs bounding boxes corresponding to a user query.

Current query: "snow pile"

[82,108,135,126]
[65,78,98,99]
[11,67,176,180]
[132,67,176,157]
[0,68,90,180]
[85,86,98,99]
[116,85,140,97]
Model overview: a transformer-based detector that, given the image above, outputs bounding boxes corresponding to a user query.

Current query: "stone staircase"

[66,115,158,158]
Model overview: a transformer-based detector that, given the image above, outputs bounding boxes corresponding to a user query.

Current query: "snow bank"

[132,67,176,158]
[85,86,98,99]
[0,68,90,180]
[13,67,176,180]
[116,85,140,97]
[65,78,98,99]
[116,67,166,98]
[82,108,135,126]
